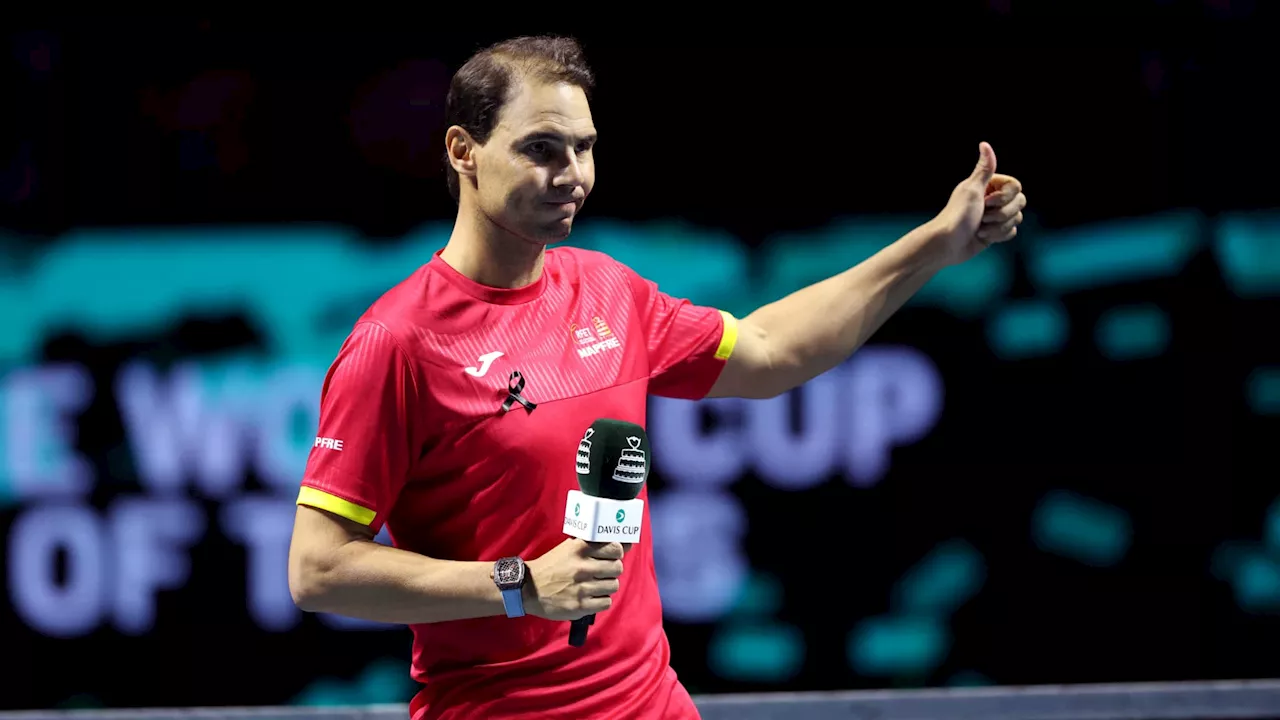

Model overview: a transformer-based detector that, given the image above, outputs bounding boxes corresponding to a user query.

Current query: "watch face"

[494,557,524,588]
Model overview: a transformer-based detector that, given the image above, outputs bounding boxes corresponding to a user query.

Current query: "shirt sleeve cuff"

[714,310,739,361]
[296,485,378,526]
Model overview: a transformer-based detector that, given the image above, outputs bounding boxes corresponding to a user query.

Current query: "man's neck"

[440,200,546,290]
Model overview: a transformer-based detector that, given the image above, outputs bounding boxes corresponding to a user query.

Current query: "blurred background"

[3,11,1279,713]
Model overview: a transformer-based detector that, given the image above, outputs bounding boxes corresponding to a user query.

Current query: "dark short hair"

[443,35,595,201]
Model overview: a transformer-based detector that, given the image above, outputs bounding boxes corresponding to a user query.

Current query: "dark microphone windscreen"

[575,419,649,500]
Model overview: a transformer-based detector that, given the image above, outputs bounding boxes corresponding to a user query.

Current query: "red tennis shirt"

[296,246,738,719]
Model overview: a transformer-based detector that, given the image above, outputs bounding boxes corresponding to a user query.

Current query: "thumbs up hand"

[932,142,1026,265]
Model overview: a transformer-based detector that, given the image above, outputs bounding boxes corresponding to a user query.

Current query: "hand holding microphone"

[559,418,650,647]
[523,538,624,621]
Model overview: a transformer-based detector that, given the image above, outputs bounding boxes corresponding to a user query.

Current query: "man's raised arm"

[709,142,1026,400]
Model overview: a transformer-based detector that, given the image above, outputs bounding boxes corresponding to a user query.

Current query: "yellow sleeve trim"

[715,310,739,361]
[297,486,377,526]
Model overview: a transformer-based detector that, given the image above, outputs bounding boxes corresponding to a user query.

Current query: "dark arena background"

[3,11,1280,720]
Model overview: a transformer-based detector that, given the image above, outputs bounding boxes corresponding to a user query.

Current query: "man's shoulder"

[549,245,634,274]
[342,263,453,357]
[548,245,640,297]
[549,244,611,263]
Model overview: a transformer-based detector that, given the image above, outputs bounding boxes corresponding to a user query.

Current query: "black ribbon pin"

[501,371,537,414]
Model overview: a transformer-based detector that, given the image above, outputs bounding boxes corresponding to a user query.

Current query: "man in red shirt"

[287,36,1026,719]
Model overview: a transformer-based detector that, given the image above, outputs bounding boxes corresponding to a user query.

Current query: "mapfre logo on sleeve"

[314,436,344,451]
[571,315,621,359]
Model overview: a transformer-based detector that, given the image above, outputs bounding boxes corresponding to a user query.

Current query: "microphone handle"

[568,613,596,647]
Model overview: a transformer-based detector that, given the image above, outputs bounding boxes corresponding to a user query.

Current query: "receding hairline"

[488,50,589,97]
[483,61,595,139]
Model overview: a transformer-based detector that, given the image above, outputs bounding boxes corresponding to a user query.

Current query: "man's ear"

[445,126,478,180]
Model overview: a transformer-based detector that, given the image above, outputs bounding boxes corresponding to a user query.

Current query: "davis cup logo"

[613,436,646,484]
[616,509,626,523]
[576,428,593,475]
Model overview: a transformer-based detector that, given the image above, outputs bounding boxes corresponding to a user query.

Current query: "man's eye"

[528,142,549,155]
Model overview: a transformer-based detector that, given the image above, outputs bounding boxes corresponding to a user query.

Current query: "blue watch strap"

[500,587,525,618]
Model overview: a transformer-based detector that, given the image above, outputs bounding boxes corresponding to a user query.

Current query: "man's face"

[471,78,597,245]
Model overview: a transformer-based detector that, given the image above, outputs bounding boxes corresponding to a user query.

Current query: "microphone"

[563,418,650,648]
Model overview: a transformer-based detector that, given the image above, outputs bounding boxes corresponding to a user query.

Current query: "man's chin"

[530,218,575,245]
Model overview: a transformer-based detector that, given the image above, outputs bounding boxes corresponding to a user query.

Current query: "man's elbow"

[741,342,801,400]
[288,541,343,613]
[288,553,323,612]
[713,319,793,400]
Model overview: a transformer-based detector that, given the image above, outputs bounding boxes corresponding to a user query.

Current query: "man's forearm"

[743,221,949,395]
[292,539,511,624]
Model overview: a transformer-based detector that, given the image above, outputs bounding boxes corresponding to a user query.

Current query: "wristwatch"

[493,556,527,618]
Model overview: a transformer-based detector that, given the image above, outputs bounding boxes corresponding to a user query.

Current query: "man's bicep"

[705,316,772,399]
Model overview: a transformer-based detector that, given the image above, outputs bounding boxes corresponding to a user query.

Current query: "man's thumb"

[969,141,996,186]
